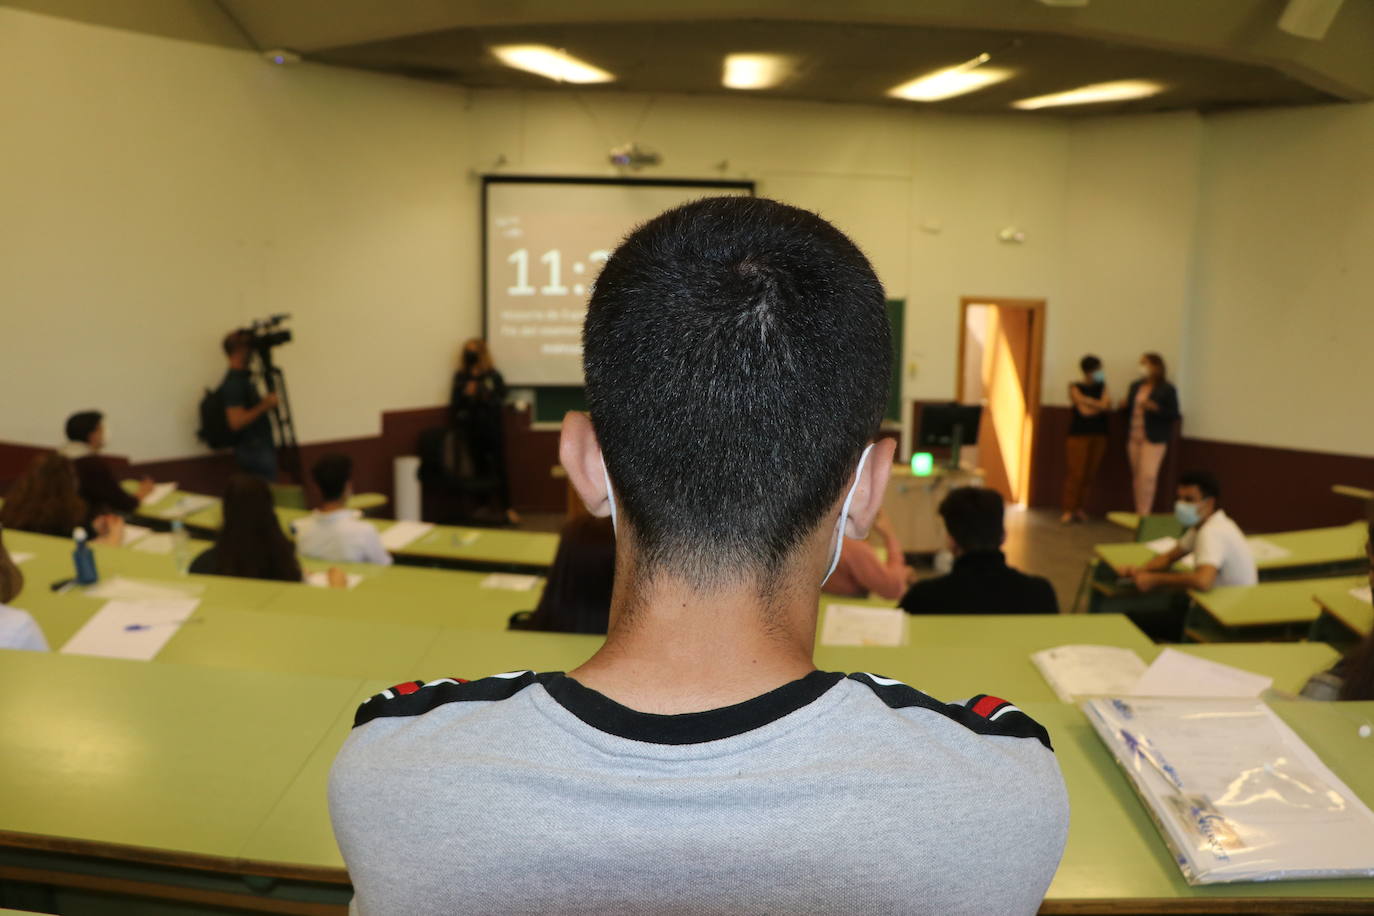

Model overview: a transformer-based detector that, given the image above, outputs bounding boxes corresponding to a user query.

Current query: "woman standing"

[1061,355,1111,523]
[449,338,517,524]
[1122,352,1181,516]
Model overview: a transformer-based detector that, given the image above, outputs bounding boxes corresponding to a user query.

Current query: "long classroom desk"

[1310,580,1373,651]
[1182,575,1369,643]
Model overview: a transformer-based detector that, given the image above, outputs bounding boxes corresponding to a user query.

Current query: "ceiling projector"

[609,143,661,169]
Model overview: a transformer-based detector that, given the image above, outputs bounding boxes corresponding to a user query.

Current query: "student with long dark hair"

[1,453,121,543]
[509,516,615,634]
[1122,352,1180,515]
[190,474,302,582]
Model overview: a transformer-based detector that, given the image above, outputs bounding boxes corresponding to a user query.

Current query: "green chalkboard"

[530,298,905,424]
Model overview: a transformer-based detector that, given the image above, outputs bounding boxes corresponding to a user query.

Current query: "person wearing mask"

[0,530,48,651]
[190,474,305,582]
[220,330,280,482]
[1121,352,1180,516]
[0,453,122,543]
[1061,355,1111,524]
[1302,520,1374,701]
[900,487,1059,614]
[60,410,153,520]
[509,515,615,634]
[449,338,517,524]
[823,509,913,601]
[330,196,1067,914]
[295,454,392,566]
[1125,471,1257,595]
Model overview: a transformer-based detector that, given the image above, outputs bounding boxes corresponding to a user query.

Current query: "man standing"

[220,330,279,482]
[60,410,152,519]
[330,197,1069,914]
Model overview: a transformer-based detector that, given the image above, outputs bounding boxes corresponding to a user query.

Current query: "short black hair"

[939,487,1005,553]
[223,329,253,357]
[584,196,891,585]
[64,411,103,444]
[312,453,353,503]
[1080,355,1102,374]
[1178,470,1220,502]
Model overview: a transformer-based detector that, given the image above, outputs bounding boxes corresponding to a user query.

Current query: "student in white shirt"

[0,529,49,652]
[296,454,392,566]
[1126,470,1258,592]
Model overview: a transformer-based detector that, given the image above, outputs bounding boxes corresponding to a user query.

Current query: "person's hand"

[326,566,348,589]
[1132,570,1160,593]
[904,566,919,587]
[93,514,124,545]
[136,477,155,500]
[260,392,281,411]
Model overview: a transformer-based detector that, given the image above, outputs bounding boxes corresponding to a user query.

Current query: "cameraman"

[221,329,279,482]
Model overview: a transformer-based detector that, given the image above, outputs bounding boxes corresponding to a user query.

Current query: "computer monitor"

[916,403,983,468]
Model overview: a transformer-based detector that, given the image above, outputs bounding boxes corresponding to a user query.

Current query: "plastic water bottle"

[171,519,191,575]
[72,529,99,586]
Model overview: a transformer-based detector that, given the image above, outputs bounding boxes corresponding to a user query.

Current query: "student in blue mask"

[1123,470,1257,594]
[1061,354,1111,523]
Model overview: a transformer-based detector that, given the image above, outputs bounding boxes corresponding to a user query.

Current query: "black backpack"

[197,386,237,449]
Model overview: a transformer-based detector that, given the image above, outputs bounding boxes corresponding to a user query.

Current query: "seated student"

[823,508,913,601]
[1125,470,1258,593]
[330,196,1068,914]
[1303,520,1374,701]
[509,515,615,634]
[0,530,48,651]
[190,474,304,582]
[0,453,121,544]
[60,410,154,520]
[900,487,1059,614]
[295,454,392,566]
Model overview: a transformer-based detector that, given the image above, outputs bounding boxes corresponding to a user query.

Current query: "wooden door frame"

[956,296,1047,506]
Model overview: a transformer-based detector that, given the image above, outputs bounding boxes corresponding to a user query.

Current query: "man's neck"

[568,570,819,715]
[318,499,347,513]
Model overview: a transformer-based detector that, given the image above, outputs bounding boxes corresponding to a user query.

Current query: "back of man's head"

[223,329,253,358]
[583,195,891,587]
[939,487,1005,554]
[312,453,353,503]
[64,410,102,444]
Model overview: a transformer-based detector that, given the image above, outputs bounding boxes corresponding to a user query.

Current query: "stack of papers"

[481,573,542,591]
[379,521,435,551]
[1030,645,1148,702]
[139,482,176,507]
[1083,696,1374,884]
[60,598,200,661]
[820,604,906,647]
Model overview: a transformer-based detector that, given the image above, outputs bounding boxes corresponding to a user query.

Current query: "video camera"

[247,313,293,352]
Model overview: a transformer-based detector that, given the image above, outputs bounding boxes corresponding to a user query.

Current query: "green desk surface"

[0,651,363,869]
[1189,575,1369,628]
[1041,699,1374,909]
[1096,522,1367,576]
[125,485,220,522]
[1314,583,1374,638]
[1106,510,1140,531]
[894,611,1155,655]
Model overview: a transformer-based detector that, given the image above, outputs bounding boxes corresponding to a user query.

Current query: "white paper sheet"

[378,521,435,551]
[820,604,906,647]
[140,482,176,507]
[82,576,203,603]
[1349,584,1372,604]
[60,598,199,660]
[1246,538,1292,562]
[1132,648,1273,698]
[148,494,215,519]
[481,573,541,591]
[9,552,34,565]
[131,533,174,554]
[1145,536,1179,555]
[304,571,363,589]
[1031,645,1148,703]
[119,524,155,547]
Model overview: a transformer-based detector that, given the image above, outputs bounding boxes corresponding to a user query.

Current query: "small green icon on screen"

[911,452,934,476]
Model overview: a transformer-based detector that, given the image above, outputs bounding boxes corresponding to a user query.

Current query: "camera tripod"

[254,346,303,484]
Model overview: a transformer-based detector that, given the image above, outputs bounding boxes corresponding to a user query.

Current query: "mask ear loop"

[822,443,874,586]
[601,455,618,533]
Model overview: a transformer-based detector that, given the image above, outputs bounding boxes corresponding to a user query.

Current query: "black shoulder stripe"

[353,671,541,728]
[847,673,1054,752]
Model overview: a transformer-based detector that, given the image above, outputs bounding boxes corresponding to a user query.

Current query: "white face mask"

[601,455,618,533]
[821,444,875,586]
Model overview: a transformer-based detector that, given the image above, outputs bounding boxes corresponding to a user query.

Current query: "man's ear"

[843,437,896,539]
[559,411,613,518]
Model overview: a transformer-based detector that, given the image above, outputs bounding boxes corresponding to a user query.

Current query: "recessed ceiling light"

[887,55,1012,102]
[1012,79,1163,110]
[491,45,613,84]
[722,53,796,90]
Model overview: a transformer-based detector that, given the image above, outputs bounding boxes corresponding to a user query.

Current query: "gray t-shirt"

[329,670,1069,915]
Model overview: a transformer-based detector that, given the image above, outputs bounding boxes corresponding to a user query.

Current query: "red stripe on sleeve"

[393,681,421,695]
[971,695,1006,718]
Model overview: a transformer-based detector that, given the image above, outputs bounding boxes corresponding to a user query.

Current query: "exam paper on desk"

[304,571,363,589]
[379,521,435,551]
[481,573,541,591]
[140,481,176,507]
[1350,584,1373,604]
[820,604,906,647]
[1131,648,1272,699]
[1031,645,1148,703]
[9,552,34,565]
[60,598,199,661]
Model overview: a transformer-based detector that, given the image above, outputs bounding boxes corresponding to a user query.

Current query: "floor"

[514,506,1133,613]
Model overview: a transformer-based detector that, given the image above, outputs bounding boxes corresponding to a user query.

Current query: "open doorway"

[957,297,1046,506]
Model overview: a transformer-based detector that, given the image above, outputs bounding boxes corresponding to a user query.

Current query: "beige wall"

[1,7,1368,463]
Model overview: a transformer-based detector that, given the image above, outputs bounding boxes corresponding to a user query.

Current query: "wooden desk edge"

[0,829,350,885]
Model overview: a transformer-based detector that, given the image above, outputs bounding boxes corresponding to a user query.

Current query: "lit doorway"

[957,297,1046,506]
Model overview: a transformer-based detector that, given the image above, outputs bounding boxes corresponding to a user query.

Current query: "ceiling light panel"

[722,53,796,90]
[888,56,1012,102]
[1012,79,1163,109]
[491,45,613,84]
